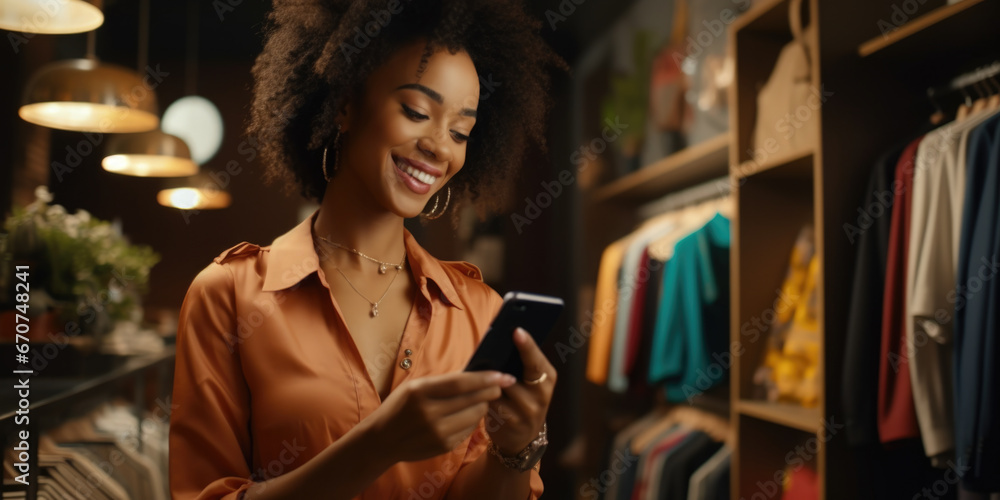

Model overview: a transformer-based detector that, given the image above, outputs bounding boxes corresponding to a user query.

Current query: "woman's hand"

[367,370,516,464]
[485,328,557,455]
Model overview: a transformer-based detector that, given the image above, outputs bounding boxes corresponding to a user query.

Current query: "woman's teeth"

[400,162,436,185]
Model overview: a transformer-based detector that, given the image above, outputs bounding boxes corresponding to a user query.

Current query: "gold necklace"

[335,265,400,318]
[315,235,406,274]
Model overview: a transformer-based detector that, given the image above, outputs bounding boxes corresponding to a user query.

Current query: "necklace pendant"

[379,263,387,274]
[371,303,379,317]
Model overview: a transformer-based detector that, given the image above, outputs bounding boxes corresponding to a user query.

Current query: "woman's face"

[338,39,480,218]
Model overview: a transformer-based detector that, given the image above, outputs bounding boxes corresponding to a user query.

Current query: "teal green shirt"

[648,213,731,402]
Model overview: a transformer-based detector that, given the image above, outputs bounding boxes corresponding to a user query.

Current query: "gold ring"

[524,372,548,385]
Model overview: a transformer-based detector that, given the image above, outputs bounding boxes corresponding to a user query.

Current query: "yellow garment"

[586,240,628,384]
[756,226,820,408]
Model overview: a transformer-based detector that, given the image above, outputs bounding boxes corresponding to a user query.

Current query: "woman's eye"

[451,131,470,143]
[401,104,427,120]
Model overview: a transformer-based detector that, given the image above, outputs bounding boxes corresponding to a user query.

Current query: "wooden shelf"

[590,134,729,204]
[859,0,987,57]
[732,149,813,180]
[737,399,820,433]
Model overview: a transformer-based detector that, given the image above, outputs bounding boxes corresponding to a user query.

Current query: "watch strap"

[487,423,547,472]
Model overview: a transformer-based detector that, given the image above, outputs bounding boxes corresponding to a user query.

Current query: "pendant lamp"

[18,31,159,133]
[102,130,198,177]
[157,171,231,210]
[0,0,103,34]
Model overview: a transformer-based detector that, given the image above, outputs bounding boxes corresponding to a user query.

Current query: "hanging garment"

[653,431,723,500]
[700,451,731,500]
[842,143,905,447]
[587,240,630,385]
[648,214,731,402]
[954,111,1000,492]
[907,108,1000,466]
[878,136,925,444]
[610,221,677,392]
[627,256,668,394]
[633,427,693,500]
[687,446,732,500]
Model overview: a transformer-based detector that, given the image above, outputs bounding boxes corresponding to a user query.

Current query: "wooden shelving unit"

[737,400,821,433]
[574,0,996,498]
[732,149,813,180]
[590,134,730,204]
[724,0,998,498]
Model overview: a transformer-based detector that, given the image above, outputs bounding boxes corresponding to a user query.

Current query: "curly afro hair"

[247,0,567,215]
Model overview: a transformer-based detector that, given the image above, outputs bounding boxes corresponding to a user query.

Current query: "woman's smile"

[391,153,441,195]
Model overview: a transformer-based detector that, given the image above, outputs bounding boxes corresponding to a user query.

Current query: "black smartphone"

[465,291,564,380]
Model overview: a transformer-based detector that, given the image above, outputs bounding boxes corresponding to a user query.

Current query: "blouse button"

[400,358,412,370]
[404,349,412,356]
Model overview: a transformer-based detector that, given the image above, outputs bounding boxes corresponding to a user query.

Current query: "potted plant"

[1,186,160,350]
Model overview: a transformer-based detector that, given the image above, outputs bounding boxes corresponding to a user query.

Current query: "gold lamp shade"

[102,130,199,177]
[157,171,232,210]
[0,0,104,34]
[19,58,159,133]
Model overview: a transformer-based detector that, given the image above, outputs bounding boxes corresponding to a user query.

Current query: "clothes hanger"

[970,79,989,115]
[630,405,730,454]
[956,86,973,122]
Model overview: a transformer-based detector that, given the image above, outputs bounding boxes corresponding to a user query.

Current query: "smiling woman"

[247,0,565,216]
[168,1,565,500]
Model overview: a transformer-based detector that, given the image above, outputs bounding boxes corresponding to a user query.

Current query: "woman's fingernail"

[487,372,503,382]
[502,374,517,386]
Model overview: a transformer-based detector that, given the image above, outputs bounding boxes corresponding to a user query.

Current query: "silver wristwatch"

[487,423,548,473]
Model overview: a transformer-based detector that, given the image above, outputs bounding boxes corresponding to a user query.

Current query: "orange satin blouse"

[168,208,544,499]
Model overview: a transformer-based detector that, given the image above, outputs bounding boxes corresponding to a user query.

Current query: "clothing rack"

[637,176,731,221]
[0,347,175,500]
[927,60,1000,104]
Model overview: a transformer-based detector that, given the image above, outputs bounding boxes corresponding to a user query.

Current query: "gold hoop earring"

[322,125,342,182]
[420,186,451,220]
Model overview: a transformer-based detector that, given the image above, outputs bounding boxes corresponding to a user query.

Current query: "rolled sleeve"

[169,263,254,500]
